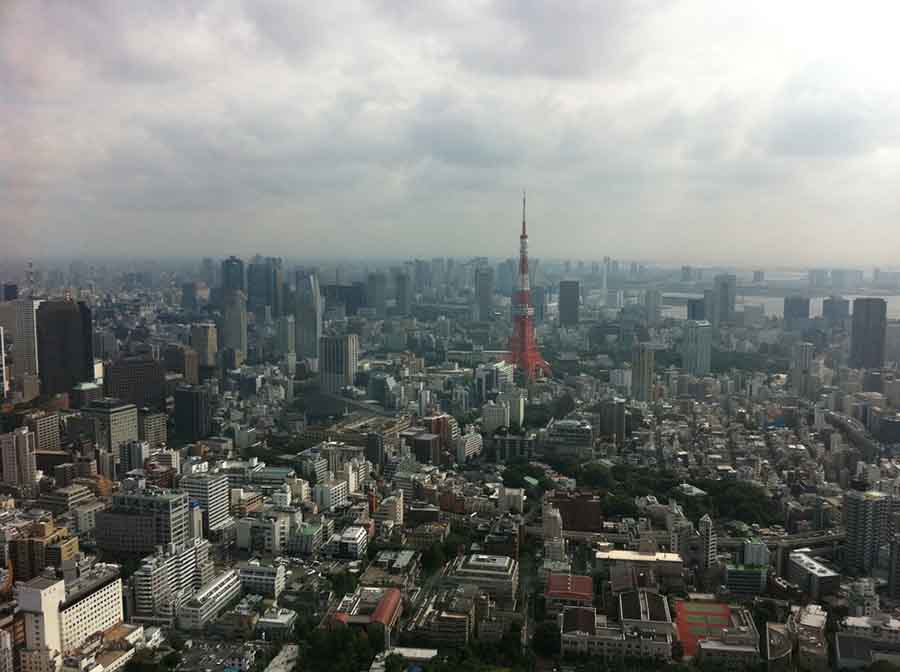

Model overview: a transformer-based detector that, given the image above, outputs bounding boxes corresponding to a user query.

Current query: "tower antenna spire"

[522,190,527,236]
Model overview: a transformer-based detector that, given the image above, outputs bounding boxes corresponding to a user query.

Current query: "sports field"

[674,600,733,657]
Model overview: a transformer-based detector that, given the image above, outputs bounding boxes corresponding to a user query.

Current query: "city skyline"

[6,2,900,264]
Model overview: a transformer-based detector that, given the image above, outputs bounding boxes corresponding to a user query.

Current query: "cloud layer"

[4,0,900,264]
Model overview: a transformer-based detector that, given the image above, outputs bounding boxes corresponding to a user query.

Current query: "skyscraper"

[394,270,411,316]
[699,514,717,569]
[0,427,37,494]
[791,342,815,397]
[644,289,661,324]
[783,295,811,331]
[713,274,736,326]
[190,323,218,368]
[276,315,296,357]
[823,296,850,325]
[367,272,387,318]
[558,280,580,327]
[14,298,42,378]
[686,297,705,321]
[631,342,655,402]
[222,290,248,359]
[247,255,284,319]
[36,299,93,395]
[0,327,7,397]
[474,266,495,321]
[681,320,712,376]
[295,270,322,372]
[320,334,359,393]
[221,256,245,294]
[174,385,211,441]
[851,298,887,369]
[181,472,231,535]
[82,398,139,452]
[106,356,166,409]
[844,490,889,574]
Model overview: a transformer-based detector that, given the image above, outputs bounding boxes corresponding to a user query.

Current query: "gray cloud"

[3,0,900,264]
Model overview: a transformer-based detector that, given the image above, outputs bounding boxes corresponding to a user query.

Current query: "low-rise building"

[545,574,593,616]
[239,561,286,598]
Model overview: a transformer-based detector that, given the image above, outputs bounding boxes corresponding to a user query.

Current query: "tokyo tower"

[506,192,551,381]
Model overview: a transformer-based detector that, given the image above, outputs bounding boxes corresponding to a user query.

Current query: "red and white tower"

[507,192,551,381]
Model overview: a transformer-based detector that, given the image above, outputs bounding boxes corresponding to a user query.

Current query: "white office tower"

[319,334,359,393]
[497,390,526,427]
[14,298,41,378]
[222,290,248,359]
[844,490,889,575]
[276,315,295,358]
[295,271,322,372]
[699,514,717,569]
[180,472,231,535]
[18,576,65,672]
[0,427,36,494]
[682,320,712,376]
[0,327,7,396]
[481,401,510,435]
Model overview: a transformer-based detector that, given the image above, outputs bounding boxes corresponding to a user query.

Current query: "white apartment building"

[177,570,241,631]
[132,539,215,625]
[313,479,348,512]
[238,561,286,598]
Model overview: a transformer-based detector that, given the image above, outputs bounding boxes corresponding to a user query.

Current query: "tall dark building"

[365,432,385,472]
[247,256,284,318]
[221,256,246,294]
[783,295,811,331]
[181,283,198,312]
[851,298,887,369]
[36,300,93,395]
[174,385,211,441]
[2,284,17,301]
[106,357,166,410]
[823,296,850,325]
[687,298,705,321]
[475,267,494,321]
[559,280,580,327]
[532,286,546,323]
[367,272,387,318]
[394,271,411,316]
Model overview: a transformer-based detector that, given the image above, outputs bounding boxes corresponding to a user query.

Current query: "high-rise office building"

[120,440,151,474]
[681,320,712,376]
[367,272,388,318]
[851,298,887,369]
[190,323,218,368]
[791,342,815,397]
[295,271,322,371]
[532,286,546,323]
[394,271,411,316]
[132,539,214,623]
[163,344,199,385]
[844,490,889,574]
[0,427,37,494]
[106,356,166,409]
[14,298,41,378]
[36,299,93,395]
[702,289,717,327]
[275,315,295,357]
[713,274,736,326]
[24,410,60,452]
[139,408,168,448]
[82,398,139,452]
[180,472,231,535]
[823,296,850,325]
[174,385,211,441]
[631,343,655,402]
[687,297,705,321]
[783,295,811,331]
[96,487,190,556]
[559,280,580,327]
[1,284,16,301]
[320,334,359,393]
[221,256,245,294]
[181,283,198,312]
[644,289,661,324]
[247,255,284,319]
[222,290,248,359]
[699,514,717,569]
[475,267,494,321]
[0,327,7,397]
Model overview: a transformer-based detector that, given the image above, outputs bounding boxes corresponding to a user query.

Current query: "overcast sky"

[4,1,900,265]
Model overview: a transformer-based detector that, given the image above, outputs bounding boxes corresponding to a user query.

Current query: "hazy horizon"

[6,2,900,264]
